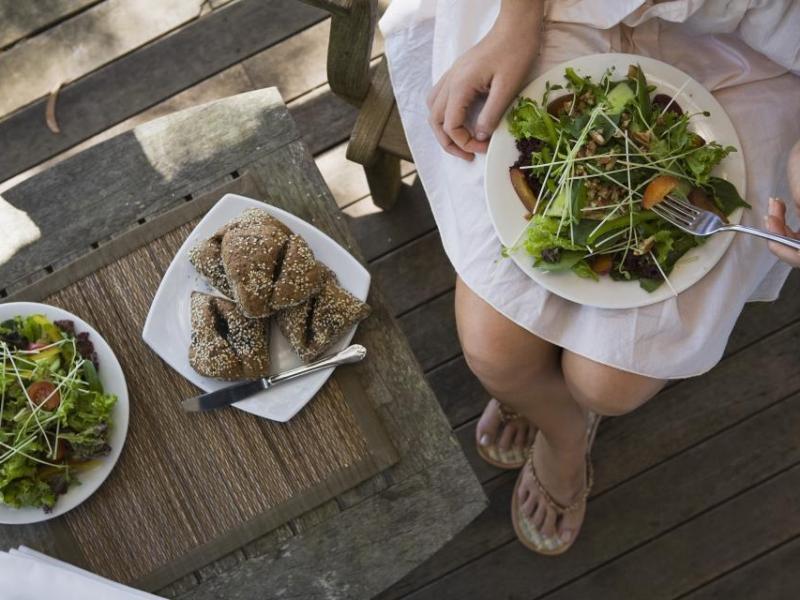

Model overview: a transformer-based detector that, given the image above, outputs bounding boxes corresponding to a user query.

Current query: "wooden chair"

[303,0,412,210]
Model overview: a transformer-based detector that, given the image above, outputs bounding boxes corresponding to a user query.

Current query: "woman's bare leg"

[455,278,585,451]
[456,278,590,543]
[561,351,666,417]
[456,277,667,545]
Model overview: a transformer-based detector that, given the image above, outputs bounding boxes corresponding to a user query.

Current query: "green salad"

[507,64,749,292]
[0,315,117,511]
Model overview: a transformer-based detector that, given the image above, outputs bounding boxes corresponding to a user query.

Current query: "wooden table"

[0,88,486,598]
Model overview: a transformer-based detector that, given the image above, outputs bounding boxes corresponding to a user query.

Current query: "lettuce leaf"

[685,143,736,184]
[508,98,557,146]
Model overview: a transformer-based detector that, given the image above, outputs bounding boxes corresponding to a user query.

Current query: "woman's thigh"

[454,277,559,392]
[561,351,666,416]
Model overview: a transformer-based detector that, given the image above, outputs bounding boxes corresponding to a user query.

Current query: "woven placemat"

[3,182,397,590]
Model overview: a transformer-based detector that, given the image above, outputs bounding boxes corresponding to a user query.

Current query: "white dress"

[379,0,800,379]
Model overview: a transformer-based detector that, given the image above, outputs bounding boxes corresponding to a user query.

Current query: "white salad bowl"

[0,302,129,525]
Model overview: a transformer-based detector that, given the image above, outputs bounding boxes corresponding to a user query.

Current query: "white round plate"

[485,53,746,309]
[0,302,129,524]
[142,194,371,422]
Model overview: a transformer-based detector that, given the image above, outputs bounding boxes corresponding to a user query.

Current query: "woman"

[379,0,800,554]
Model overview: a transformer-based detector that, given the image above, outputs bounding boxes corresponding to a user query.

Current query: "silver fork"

[651,196,800,251]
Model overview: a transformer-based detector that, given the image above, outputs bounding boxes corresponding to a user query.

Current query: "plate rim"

[0,301,129,525]
[484,52,746,309]
[142,193,371,422]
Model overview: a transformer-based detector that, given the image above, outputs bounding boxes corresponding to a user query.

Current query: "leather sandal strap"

[526,438,594,515]
[496,401,520,424]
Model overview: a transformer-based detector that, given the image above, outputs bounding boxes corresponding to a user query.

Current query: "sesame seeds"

[188,208,370,377]
[189,292,270,380]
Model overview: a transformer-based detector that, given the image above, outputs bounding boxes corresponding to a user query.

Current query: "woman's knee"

[455,278,556,387]
[562,351,665,416]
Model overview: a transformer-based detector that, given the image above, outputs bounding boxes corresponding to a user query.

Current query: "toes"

[532,499,547,529]
[497,422,516,451]
[476,399,503,447]
[541,507,558,539]
[513,424,528,450]
[517,482,530,503]
[521,494,536,518]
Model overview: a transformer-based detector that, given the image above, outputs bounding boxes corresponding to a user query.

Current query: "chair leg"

[365,151,401,210]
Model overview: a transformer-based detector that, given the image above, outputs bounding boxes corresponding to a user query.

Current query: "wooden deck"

[2,1,799,598]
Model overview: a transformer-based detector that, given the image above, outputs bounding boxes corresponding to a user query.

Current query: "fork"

[651,196,800,251]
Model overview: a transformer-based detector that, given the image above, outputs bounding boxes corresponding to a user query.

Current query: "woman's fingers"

[428,82,474,160]
[443,81,480,155]
[765,197,800,267]
[471,75,514,151]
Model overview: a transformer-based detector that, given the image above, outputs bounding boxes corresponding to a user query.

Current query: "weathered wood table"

[0,88,486,598]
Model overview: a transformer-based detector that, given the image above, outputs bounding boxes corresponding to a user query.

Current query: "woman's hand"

[766,140,800,267]
[427,0,544,160]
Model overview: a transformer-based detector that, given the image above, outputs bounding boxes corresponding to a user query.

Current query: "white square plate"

[142,194,371,422]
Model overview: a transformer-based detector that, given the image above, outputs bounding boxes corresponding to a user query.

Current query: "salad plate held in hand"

[0,303,129,525]
[485,53,746,309]
[142,194,371,422]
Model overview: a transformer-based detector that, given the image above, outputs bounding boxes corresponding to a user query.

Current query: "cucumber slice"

[606,82,635,115]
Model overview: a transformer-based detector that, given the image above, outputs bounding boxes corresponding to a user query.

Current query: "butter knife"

[182,344,367,412]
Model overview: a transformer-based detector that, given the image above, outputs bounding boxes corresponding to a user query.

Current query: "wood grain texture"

[366,151,403,209]
[0,0,100,49]
[180,446,485,600]
[379,105,413,161]
[301,0,352,16]
[371,231,455,315]
[543,464,800,600]
[0,0,207,118]
[1,88,296,294]
[392,390,800,600]
[342,174,432,261]
[327,0,376,102]
[242,17,384,103]
[682,537,800,600]
[0,0,326,181]
[347,58,395,165]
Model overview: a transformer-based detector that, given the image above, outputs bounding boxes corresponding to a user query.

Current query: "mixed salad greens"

[507,64,749,292]
[0,315,116,511]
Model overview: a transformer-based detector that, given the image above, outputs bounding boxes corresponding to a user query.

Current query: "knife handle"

[268,344,367,386]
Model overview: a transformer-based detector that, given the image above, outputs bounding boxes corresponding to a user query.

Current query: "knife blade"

[182,344,367,412]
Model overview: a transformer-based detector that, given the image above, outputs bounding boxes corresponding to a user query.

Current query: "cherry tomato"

[27,381,60,411]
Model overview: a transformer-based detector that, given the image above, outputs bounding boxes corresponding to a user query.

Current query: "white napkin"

[1,546,163,600]
[0,195,40,268]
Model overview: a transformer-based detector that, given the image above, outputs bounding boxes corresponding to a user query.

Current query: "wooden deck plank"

[343,175,433,261]
[0,64,256,194]
[681,536,800,600]
[0,0,208,118]
[370,231,455,316]
[0,0,326,181]
[387,391,800,600]
[0,0,101,49]
[398,290,459,371]
[542,465,800,600]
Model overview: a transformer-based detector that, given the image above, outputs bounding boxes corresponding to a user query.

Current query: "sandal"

[511,411,601,555]
[475,399,536,470]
